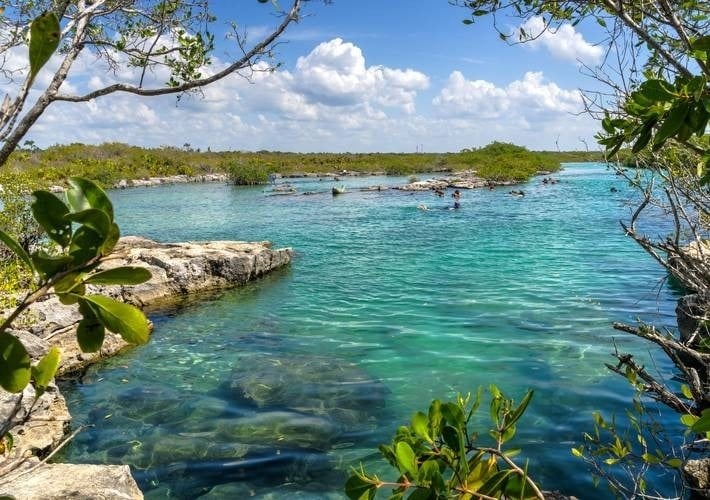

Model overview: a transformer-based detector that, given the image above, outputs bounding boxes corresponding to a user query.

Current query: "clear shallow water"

[59,164,681,498]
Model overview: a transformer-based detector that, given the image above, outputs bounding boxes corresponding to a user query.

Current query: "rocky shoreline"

[0,236,293,499]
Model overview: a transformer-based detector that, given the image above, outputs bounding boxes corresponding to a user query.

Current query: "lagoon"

[59,163,680,498]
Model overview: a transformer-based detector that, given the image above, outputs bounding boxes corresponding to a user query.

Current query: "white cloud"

[293,38,429,112]
[14,37,597,153]
[433,70,583,119]
[519,16,603,65]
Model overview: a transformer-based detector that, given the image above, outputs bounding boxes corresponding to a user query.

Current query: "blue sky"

[24,0,608,153]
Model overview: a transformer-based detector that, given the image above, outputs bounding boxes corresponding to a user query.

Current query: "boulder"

[0,463,143,499]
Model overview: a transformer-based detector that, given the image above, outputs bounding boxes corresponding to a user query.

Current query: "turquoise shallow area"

[59,164,681,498]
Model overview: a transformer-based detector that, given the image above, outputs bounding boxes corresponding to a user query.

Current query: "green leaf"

[69,226,103,265]
[31,347,60,393]
[680,413,698,427]
[411,411,431,442]
[692,36,710,51]
[83,266,151,286]
[100,222,120,256]
[65,208,111,239]
[31,251,73,281]
[441,402,465,427]
[691,409,710,433]
[67,177,114,221]
[0,333,31,393]
[53,272,84,295]
[76,317,106,353]
[0,229,34,271]
[407,488,433,500]
[666,458,683,468]
[686,76,706,101]
[681,384,693,399]
[653,103,689,148]
[31,191,71,247]
[479,469,513,496]
[571,446,583,458]
[638,79,675,102]
[506,390,533,427]
[29,11,61,84]
[2,432,13,454]
[417,460,441,485]
[442,425,460,451]
[632,120,655,153]
[80,295,150,345]
[395,441,418,477]
[344,474,376,500]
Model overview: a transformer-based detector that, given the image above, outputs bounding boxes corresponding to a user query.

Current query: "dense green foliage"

[4,142,594,190]
[457,142,567,181]
[0,173,42,307]
[346,387,541,500]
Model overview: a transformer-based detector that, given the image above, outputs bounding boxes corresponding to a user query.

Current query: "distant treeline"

[3,141,604,188]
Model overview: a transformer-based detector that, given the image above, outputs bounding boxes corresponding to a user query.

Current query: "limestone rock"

[0,384,70,462]
[21,236,293,376]
[395,170,510,191]
[683,458,710,498]
[111,173,227,189]
[0,463,143,499]
[396,178,449,191]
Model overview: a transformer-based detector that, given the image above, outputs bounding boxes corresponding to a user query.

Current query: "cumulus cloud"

[293,38,429,112]
[519,16,603,65]
[433,70,583,120]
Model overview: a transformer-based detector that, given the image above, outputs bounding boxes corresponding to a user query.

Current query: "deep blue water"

[58,164,682,498]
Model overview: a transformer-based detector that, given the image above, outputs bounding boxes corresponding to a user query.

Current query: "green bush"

[346,386,542,499]
[225,159,271,185]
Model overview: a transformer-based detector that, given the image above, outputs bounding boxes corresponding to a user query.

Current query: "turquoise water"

[59,164,681,498]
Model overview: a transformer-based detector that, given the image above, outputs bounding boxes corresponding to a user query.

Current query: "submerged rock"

[132,448,332,499]
[224,354,388,431]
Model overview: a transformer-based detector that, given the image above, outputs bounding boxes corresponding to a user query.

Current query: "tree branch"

[52,0,302,103]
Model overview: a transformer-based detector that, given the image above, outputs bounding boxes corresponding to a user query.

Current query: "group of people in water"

[417,176,560,211]
[417,189,461,211]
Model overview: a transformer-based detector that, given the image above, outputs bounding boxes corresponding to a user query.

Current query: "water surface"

[59,164,681,498]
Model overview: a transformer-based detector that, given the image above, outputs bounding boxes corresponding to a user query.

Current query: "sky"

[18,0,610,153]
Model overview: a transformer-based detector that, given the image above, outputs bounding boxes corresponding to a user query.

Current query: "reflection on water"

[58,164,681,498]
